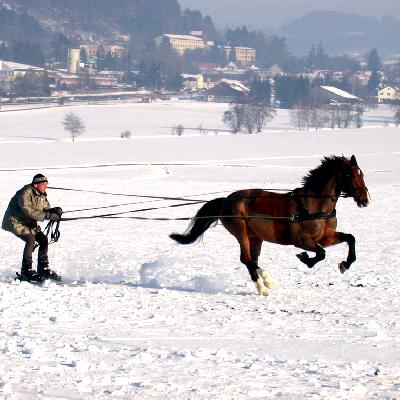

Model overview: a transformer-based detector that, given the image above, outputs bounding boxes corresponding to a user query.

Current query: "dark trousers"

[18,231,48,259]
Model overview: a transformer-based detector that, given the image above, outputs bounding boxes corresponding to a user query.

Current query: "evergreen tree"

[49,33,70,66]
[306,45,317,70]
[13,72,50,97]
[367,70,381,94]
[367,48,382,72]
[96,45,106,71]
[249,78,272,103]
[275,75,310,109]
[367,48,382,95]
[80,47,88,64]
[11,41,45,67]
[228,47,237,63]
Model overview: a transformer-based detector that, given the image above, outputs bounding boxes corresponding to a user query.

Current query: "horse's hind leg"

[250,237,274,289]
[223,219,270,296]
[241,237,270,296]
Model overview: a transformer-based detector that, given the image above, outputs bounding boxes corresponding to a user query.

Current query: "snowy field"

[0,100,399,399]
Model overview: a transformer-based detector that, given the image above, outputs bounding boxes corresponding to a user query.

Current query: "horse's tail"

[170,197,226,244]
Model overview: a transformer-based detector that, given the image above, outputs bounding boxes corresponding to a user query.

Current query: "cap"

[32,173,48,184]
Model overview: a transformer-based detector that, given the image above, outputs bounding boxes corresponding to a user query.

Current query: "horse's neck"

[302,176,339,212]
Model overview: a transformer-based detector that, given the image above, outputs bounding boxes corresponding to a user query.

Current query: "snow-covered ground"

[0,100,399,399]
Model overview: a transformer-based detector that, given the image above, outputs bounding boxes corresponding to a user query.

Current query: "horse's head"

[341,155,370,207]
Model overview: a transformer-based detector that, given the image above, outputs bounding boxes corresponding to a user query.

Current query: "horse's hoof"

[296,252,309,262]
[265,281,274,289]
[258,288,270,296]
[255,279,270,296]
[338,262,348,274]
[257,268,274,289]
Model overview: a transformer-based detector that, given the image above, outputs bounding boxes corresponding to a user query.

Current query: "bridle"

[341,167,369,200]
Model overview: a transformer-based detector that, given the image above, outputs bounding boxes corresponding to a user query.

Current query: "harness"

[288,189,336,223]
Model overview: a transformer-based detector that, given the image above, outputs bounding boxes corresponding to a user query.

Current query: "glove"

[45,212,60,221]
[47,207,63,217]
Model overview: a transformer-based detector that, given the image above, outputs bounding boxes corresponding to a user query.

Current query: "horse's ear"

[350,155,357,166]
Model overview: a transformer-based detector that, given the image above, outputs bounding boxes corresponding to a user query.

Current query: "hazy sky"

[179,0,400,29]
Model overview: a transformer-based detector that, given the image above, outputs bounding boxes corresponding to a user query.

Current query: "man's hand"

[45,212,60,221]
[47,207,63,217]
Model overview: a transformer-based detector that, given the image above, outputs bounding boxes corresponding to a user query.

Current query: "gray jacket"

[2,184,51,236]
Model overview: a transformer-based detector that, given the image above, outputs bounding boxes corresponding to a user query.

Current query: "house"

[0,60,44,92]
[314,86,363,105]
[220,46,256,64]
[268,64,284,77]
[155,34,206,55]
[182,74,204,91]
[55,73,79,88]
[103,45,126,57]
[90,75,118,88]
[378,86,400,103]
[206,79,250,102]
[80,43,98,57]
[80,43,126,58]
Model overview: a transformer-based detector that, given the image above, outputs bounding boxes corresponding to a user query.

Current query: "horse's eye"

[357,169,361,176]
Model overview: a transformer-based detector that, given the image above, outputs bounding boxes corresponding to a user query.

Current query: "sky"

[178,0,400,29]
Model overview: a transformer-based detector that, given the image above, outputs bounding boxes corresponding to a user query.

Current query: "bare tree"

[172,124,185,136]
[252,102,276,133]
[290,104,311,131]
[223,103,245,133]
[354,104,364,128]
[223,100,276,134]
[243,104,257,133]
[62,112,85,142]
[395,108,400,127]
[291,103,363,131]
[121,130,132,138]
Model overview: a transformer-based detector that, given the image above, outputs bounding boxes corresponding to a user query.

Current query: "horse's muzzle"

[355,187,370,207]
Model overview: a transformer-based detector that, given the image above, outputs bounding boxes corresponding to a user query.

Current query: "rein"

[49,186,339,223]
[33,219,61,251]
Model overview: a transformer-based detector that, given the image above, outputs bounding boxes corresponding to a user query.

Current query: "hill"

[0,0,184,38]
[281,11,400,56]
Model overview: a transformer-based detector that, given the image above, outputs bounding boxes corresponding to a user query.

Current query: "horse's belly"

[248,220,292,245]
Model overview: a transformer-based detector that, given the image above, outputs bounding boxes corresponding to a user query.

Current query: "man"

[2,174,63,282]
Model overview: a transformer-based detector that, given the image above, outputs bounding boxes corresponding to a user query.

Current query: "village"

[1,28,400,110]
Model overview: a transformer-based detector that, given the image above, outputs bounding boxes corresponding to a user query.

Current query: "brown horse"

[170,155,370,295]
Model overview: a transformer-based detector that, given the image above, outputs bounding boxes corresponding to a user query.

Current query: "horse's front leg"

[295,239,326,268]
[320,232,356,273]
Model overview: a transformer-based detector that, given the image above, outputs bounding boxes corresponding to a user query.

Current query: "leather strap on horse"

[287,189,336,222]
[287,209,336,222]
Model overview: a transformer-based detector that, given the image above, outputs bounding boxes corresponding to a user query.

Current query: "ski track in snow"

[0,101,399,399]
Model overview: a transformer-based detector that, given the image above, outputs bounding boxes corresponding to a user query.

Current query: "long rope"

[60,200,205,221]
[49,186,340,203]
[48,186,222,203]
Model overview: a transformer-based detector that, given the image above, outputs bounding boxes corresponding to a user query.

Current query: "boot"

[17,257,43,282]
[37,253,61,281]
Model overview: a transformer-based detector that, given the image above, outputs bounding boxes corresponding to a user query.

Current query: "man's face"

[34,182,48,194]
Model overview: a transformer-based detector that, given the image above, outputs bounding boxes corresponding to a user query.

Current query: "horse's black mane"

[302,156,347,190]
